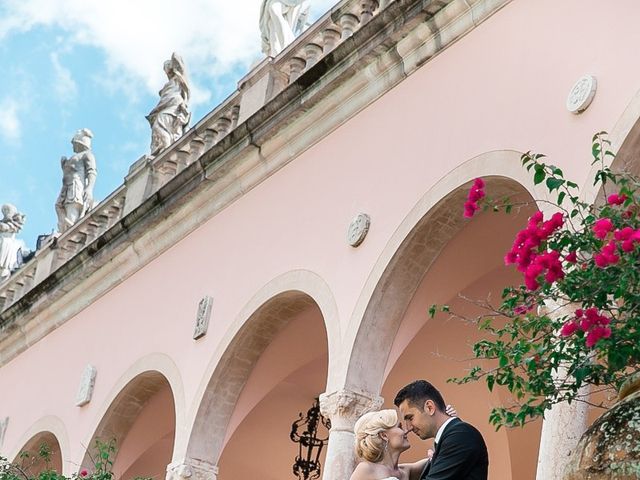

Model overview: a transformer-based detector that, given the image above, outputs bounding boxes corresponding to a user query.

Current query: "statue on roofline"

[55,128,97,233]
[0,204,27,280]
[146,52,191,157]
[259,0,310,57]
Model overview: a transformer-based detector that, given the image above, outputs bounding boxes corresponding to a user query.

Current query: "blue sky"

[0,0,333,249]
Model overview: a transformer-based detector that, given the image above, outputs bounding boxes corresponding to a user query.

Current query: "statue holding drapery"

[146,53,191,156]
[259,0,310,57]
[0,204,27,279]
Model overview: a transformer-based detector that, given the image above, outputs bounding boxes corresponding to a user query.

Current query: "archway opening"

[12,432,63,476]
[83,372,176,480]
[198,292,330,478]
[349,177,542,479]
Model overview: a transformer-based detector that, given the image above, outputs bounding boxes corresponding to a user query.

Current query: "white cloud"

[50,52,78,102]
[0,99,22,142]
[0,0,337,99]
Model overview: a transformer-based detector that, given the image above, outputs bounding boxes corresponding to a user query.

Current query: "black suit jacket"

[420,418,489,480]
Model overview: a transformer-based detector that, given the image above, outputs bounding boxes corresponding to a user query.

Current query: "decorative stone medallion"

[566,75,597,114]
[0,417,8,449]
[75,364,97,407]
[193,296,213,340]
[347,213,371,247]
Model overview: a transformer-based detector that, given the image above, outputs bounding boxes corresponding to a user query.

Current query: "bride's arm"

[399,458,429,480]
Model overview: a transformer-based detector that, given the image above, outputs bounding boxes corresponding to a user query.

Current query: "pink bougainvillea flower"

[593,218,614,239]
[560,321,579,337]
[585,326,612,348]
[622,239,636,252]
[464,200,479,218]
[607,193,627,206]
[614,226,635,241]
[79,470,88,478]
[565,251,577,263]
[463,178,485,218]
[594,240,620,267]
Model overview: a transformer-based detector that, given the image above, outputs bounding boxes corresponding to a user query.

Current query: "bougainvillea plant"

[431,132,640,429]
[0,440,149,480]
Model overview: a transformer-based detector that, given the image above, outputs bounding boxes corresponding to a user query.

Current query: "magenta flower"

[560,321,579,337]
[607,193,627,206]
[565,251,577,263]
[463,178,485,218]
[593,218,614,239]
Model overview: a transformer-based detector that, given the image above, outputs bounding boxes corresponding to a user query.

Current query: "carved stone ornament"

[347,213,371,247]
[566,75,597,114]
[193,296,213,340]
[166,459,218,480]
[75,364,97,407]
[319,389,383,430]
[0,417,8,449]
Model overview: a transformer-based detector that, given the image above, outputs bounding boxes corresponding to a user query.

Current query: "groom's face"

[398,399,436,440]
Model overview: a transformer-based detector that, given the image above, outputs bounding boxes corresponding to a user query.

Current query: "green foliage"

[0,440,151,480]
[446,133,640,429]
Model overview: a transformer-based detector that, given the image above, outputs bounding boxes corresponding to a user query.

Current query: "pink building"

[2,0,640,478]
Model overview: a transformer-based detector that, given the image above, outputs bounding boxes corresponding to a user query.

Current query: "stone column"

[166,458,218,480]
[319,389,383,480]
[535,374,590,479]
[536,301,590,479]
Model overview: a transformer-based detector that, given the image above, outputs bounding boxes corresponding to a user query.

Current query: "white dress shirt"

[434,416,456,445]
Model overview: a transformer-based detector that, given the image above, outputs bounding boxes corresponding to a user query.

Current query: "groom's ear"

[424,399,436,415]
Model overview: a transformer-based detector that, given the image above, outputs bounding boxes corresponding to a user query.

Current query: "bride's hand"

[445,404,457,417]
[427,448,434,460]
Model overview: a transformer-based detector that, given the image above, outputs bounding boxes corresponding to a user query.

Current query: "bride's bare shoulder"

[350,461,382,480]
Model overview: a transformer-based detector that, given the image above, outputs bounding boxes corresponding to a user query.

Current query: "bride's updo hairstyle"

[353,409,398,462]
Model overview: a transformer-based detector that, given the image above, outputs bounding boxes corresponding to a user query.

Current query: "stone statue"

[259,0,310,57]
[0,204,27,279]
[55,128,97,233]
[146,53,191,156]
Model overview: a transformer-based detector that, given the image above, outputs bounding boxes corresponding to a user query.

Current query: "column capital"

[319,389,383,428]
[166,458,218,480]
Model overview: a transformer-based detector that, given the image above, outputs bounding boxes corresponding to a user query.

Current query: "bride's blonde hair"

[353,409,398,462]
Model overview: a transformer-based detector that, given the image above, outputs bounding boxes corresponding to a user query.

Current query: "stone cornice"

[0,0,510,366]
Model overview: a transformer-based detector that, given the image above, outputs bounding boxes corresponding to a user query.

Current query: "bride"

[350,409,425,480]
[350,406,455,480]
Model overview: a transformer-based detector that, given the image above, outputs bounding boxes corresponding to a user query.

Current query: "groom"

[394,380,488,480]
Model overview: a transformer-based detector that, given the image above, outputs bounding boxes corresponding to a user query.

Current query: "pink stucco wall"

[2,0,640,477]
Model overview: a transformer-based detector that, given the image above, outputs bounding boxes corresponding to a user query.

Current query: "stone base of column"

[166,458,218,480]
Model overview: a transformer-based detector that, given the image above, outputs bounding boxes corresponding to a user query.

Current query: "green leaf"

[557,191,566,204]
[546,178,565,191]
[534,169,546,185]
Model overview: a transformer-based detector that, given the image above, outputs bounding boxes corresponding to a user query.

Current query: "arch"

[80,353,184,470]
[6,417,70,475]
[339,150,539,394]
[180,269,339,467]
[582,87,640,203]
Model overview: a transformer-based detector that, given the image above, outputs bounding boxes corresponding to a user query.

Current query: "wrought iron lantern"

[290,397,331,479]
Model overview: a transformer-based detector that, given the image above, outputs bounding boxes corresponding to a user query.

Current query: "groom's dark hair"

[394,380,447,412]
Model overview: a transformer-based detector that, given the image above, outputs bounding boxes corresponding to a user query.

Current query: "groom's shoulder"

[445,418,487,444]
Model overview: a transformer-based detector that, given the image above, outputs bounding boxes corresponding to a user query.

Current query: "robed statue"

[260,0,310,57]
[146,53,191,156]
[55,128,97,233]
[0,204,27,279]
